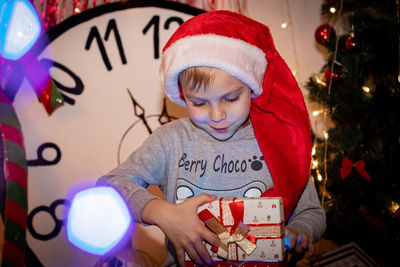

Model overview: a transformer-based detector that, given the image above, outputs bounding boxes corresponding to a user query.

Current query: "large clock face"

[11,1,202,266]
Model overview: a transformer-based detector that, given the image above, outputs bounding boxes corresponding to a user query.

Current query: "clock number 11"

[85,19,127,71]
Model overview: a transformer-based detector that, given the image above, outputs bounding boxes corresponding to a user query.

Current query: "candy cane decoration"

[0,89,28,267]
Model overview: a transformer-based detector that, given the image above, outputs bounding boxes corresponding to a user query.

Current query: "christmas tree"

[306,0,399,264]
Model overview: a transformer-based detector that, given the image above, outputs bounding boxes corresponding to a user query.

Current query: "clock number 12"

[142,15,184,59]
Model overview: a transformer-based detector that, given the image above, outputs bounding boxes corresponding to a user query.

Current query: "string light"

[323,130,329,140]
[312,160,319,169]
[390,201,400,213]
[282,0,300,81]
[362,85,373,98]
[313,109,325,117]
[74,8,81,13]
[317,170,323,181]
[329,7,337,14]
[362,86,370,93]
[312,73,327,87]
[281,21,290,29]
[319,0,343,206]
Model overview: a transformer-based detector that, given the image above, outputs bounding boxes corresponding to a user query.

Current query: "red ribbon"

[19,53,64,115]
[228,200,244,232]
[340,156,371,181]
[199,199,255,257]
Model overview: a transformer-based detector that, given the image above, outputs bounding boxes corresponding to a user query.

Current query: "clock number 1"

[85,19,127,71]
[142,15,184,59]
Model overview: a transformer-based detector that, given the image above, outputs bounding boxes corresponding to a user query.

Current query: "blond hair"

[178,66,218,92]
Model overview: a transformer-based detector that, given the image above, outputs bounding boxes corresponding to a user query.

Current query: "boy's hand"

[284,227,315,256]
[142,194,219,267]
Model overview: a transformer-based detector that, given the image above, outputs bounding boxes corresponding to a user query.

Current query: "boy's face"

[182,69,251,141]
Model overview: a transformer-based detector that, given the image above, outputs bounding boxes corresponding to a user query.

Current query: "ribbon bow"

[340,156,371,181]
[198,201,257,260]
[1,53,64,115]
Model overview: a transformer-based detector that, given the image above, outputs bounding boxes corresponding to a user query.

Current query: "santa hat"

[160,10,312,221]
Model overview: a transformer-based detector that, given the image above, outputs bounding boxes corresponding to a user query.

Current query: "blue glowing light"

[0,0,41,60]
[67,186,133,255]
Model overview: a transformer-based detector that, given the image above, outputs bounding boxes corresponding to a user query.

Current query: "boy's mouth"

[210,126,228,132]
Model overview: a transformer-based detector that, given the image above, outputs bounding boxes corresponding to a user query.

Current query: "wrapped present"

[179,197,285,264]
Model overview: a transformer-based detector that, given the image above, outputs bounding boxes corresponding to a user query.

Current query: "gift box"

[178,197,285,264]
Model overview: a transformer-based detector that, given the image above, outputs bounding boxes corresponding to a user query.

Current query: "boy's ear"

[248,87,256,98]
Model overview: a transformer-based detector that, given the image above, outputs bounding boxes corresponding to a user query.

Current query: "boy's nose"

[209,106,226,122]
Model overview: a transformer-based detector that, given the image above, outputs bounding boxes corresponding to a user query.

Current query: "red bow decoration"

[340,156,371,181]
[198,200,256,260]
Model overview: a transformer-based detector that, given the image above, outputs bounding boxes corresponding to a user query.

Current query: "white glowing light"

[330,7,336,13]
[0,0,41,60]
[281,22,289,29]
[67,187,132,255]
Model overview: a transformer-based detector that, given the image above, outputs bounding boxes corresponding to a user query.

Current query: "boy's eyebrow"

[185,86,247,100]
[186,96,207,102]
[184,94,206,101]
[224,86,247,96]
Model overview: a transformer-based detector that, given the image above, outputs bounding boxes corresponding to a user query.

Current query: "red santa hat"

[160,10,312,221]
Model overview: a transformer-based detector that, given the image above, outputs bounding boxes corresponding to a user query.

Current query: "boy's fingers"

[202,226,220,248]
[194,240,215,266]
[190,193,217,207]
[284,228,299,253]
[295,235,303,253]
[185,244,205,267]
[176,248,186,267]
[308,243,315,256]
[289,234,297,252]
[301,234,310,250]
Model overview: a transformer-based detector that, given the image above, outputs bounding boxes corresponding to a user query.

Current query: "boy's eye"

[224,95,240,102]
[191,101,206,107]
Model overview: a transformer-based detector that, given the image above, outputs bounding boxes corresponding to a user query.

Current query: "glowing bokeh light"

[67,186,133,255]
[0,0,41,60]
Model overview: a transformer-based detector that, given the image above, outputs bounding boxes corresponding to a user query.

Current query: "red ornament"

[345,35,360,52]
[324,67,339,83]
[315,24,336,45]
[340,156,371,181]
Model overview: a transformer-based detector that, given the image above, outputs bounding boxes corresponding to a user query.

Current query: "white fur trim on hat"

[160,34,267,107]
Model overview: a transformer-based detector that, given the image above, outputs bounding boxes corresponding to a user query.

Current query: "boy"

[98,10,326,267]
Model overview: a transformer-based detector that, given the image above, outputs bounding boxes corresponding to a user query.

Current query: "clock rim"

[31,0,205,56]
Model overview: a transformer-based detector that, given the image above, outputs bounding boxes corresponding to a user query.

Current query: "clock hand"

[126,88,152,134]
[158,97,174,125]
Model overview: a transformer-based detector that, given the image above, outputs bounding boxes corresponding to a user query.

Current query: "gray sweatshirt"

[97,118,326,263]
